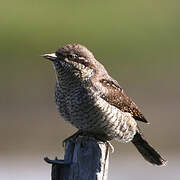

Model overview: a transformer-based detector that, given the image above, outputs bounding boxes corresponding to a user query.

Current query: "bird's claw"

[62,130,83,147]
[106,141,114,153]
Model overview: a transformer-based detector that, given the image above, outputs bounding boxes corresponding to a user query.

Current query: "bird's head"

[42,43,107,81]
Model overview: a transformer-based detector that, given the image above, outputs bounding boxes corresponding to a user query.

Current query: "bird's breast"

[55,84,137,142]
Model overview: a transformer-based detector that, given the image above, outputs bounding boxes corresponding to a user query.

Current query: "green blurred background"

[0,0,180,179]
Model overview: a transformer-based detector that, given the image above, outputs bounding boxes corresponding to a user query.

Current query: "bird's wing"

[99,79,148,123]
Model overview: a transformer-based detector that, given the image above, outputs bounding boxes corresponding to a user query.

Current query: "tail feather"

[132,132,167,166]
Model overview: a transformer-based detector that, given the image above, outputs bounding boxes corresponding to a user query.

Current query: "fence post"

[45,136,110,180]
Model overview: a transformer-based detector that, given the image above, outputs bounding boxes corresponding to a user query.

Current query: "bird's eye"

[68,54,78,60]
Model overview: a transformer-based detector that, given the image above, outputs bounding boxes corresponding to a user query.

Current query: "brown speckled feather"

[99,79,148,123]
[42,43,167,166]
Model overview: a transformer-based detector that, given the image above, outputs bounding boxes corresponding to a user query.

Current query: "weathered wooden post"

[45,136,110,180]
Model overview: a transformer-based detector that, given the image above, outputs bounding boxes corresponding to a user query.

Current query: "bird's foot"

[63,131,114,153]
[62,130,83,147]
[106,141,114,153]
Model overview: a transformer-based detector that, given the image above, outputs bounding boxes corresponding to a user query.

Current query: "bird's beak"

[41,53,57,61]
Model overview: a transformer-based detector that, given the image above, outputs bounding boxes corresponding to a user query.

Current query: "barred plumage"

[42,43,167,166]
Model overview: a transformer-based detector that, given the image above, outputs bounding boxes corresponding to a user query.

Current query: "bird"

[42,43,167,166]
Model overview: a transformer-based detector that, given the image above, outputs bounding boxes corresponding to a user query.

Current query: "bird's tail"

[132,132,167,166]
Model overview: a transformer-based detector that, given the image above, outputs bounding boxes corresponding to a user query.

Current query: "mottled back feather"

[99,79,148,123]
